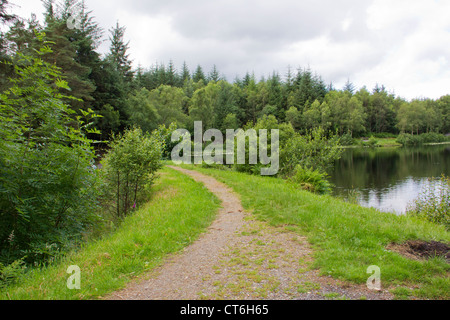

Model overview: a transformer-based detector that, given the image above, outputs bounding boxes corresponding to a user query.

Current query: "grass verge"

[0,167,221,300]
[178,164,450,299]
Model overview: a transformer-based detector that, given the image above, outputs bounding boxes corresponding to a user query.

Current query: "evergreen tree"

[108,21,134,83]
[90,58,127,136]
[5,15,41,56]
[343,79,355,94]
[293,68,317,111]
[267,72,284,118]
[208,64,220,83]
[193,64,206,83]
[156,63,166,86]
[285,65,294,93]
[133,64,145,89]
[180,61,191,83]
[42,16,95,111]
[166,60,177,87]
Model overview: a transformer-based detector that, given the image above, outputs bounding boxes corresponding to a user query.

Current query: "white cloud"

[361,0,450,99]
[4,0,450,99]
[341,18,353,32]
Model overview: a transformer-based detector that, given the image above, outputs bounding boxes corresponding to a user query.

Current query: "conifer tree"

[193,64,206,83]
[166,60,177,86]
[108,21,134,83]
[181,61,191,83]
[208,64,220,83]
[42,17,95,111]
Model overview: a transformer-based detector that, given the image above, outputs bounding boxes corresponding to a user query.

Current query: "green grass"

[0,167,221,300]
[356,137,402,148]
[374,138,402,147]
[3,163,448,300]
[177,163,450,299]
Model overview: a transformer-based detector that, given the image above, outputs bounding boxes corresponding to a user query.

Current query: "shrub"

[0,34,102,266]
[153,122,178,160]
[101,127,164,218]
[233,115,295,176]
[396,133,423,146]
[367,136,378,147]
[420,132,447,144]
[289,165,333,195]
[339,133,355,146]
[407,175,450,230]
[280,127,343,177]
[396,132,447,146]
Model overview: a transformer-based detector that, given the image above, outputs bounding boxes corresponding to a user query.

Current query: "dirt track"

[106,166,393,300]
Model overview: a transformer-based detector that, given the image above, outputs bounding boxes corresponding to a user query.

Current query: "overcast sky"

[8,0,450,100]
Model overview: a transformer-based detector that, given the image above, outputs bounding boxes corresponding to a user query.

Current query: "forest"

[0,0,449,290]
[1,0,449,143]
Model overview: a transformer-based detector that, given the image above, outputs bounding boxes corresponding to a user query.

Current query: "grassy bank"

[179,164,450,299]
[0,167,220,300]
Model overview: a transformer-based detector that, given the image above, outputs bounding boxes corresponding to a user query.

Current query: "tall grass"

[407,175,450,230]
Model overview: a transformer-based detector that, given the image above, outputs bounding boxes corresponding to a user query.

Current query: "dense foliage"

[101,127,164,219]
[0,33,102,267]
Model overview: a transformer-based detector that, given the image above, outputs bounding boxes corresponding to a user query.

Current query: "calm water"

[329,145,450,214]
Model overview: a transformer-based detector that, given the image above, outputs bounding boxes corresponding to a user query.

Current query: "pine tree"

[193,64,206,83]
[42,17,95,111]
[267,72,283,117]
[285,65,294,92]
[156,63,166,86]
[108,21,134,83]
[343,79,356,94]
[180,61,190,83]
[166,60,177,86]
[208,64,220,83]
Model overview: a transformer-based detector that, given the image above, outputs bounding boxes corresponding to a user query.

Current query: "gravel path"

[106,166,393,300]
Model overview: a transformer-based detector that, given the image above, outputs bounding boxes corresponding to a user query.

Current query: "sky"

[7,0,450,100]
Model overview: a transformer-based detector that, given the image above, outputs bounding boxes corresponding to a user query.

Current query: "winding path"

[107,166,392,300]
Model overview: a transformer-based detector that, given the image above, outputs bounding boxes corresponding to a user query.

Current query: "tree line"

[1,0,448,144]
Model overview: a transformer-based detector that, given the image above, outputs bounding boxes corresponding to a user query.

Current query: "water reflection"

[330,145,450,214]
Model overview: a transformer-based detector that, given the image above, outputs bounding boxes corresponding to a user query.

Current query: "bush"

[420,132,447,144]
[280,127,343,177]
[101,127,164,218]
[396,133,447,146]
[289,165,333,195]
[407,175,450,230]
[339,133,355,146]
[396,133,423,146]
[153,122,178,160]
[0,34,102,266]
[367,136,378,147]
[233,115,295,176]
